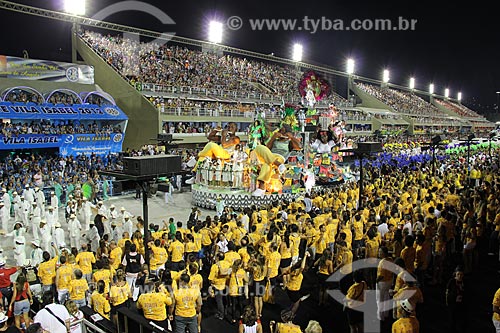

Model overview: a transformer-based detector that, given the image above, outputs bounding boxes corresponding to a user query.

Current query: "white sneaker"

[278,164,286,174]
[185,177,195,184]
[299,294,310,302]
[252,188,265,197]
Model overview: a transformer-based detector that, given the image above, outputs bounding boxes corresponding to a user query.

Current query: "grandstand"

[0,55,128,156]
[70,28,494,146]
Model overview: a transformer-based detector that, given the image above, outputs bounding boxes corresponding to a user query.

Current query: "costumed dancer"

[250,144,286,197]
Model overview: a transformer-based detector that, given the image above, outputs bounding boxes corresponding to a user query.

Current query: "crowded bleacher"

[356,82,446,117]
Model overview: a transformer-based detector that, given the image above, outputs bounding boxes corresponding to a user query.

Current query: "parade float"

[191,71,352,210]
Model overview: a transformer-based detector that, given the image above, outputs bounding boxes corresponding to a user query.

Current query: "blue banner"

[0,102,128,120]
[0,133,124,156]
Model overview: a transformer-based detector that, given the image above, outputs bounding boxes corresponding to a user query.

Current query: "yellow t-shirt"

[353,221,364,241]
[224,251,241,266]
[110,282,131,306]
[38,256,58,286]
[192,232,202,251]
[91,292,111,320]
[290,234,301,258]
[93,269,113,294]
[209,261,230,291]
[493,288,500,321]
[109,247,123,270]
[169,240,185,263]
[238,247,250,266]
[377,258,394,283]
[287,273,303,291]
[69,279,89,300]
[229,268,247,296]
[137,292,172,321]
[189,274,203,291]
[365,238,379,259]
[150,246,168,270]
[391,317,419,333]
[401,247,416,274]
[75,252,96,275]
[56,264,74,290]
[173,287,200,318]
[267,252,281,278]
[277,322,302,333]
[200,228,212,246]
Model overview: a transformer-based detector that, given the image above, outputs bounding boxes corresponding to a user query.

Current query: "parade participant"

[75,244,95,283]
[68,214,82,249]
[35,187,45,212]
[0,202,9,232]
[54,222,66,252]
[50,192,59,211]
[29,240,43,267]
[37,245,59,292]
[392,299,420,333]
[196,122,241,163]
[170,273,202,333]
[137,280,172,329]
[90,280,110,320]
[68,269,89,308]
[109,269,131,326]
[250,144,286,197]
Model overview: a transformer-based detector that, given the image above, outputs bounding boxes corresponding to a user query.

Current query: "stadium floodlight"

[346,58,355,75]
[64,0,86,15]
[409,77,415,90]
[429,83,435,94]
[382,69,390,83]
[292,44,303,62]
[445,88,450,98]
[208,21,223,43]
[457,92,462,101]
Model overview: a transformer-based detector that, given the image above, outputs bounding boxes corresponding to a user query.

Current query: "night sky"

[1,0,499,118]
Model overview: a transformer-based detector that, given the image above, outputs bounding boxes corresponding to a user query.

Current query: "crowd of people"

[81,30,298,99]
[0,121,123,137]
[356,82,446,117]
[3,88,114,107]
[0,139,497,333]
[435,99,484,119]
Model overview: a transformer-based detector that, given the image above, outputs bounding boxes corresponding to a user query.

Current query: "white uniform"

[23,187,35,205]
[0,205,9,231]
[40,224,52,252]
[54,227,66,250]
[13,236,26,267]
[35,189,46,212]
[46,209,58,231]
[2,192,11,214]
[68,217,82,249]
[30,247,44,267]
[123,218,133,238]
[82,201,93,230]
[30,205,42,241]
[50,194,59,210]
[20,200,30,227]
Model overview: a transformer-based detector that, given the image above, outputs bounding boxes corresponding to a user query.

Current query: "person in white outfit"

[122,214,133,239]
[23,185,35,206]
[30,202,42,241]
[53,222,66,251]
[14,196,28,227]
[82,198,93,231]
[68,214,82,249]
[0,202,9,232]
[120,207,133,223]
[39,220,52,252]
[11,191,20,218]
[35,187,46,212]
[1,188,11,216]
[96,202,108,228]
[46,206,58,232]
[29,240,44,267]
[49,192,59,211]
[13,235,26,267]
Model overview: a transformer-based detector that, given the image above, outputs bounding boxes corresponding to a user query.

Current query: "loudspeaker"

[357,142,383,154]
[122,155,181,176]
[432,135,445,145]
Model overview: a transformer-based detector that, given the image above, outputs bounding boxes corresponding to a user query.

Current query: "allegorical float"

[190,70,353,210]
